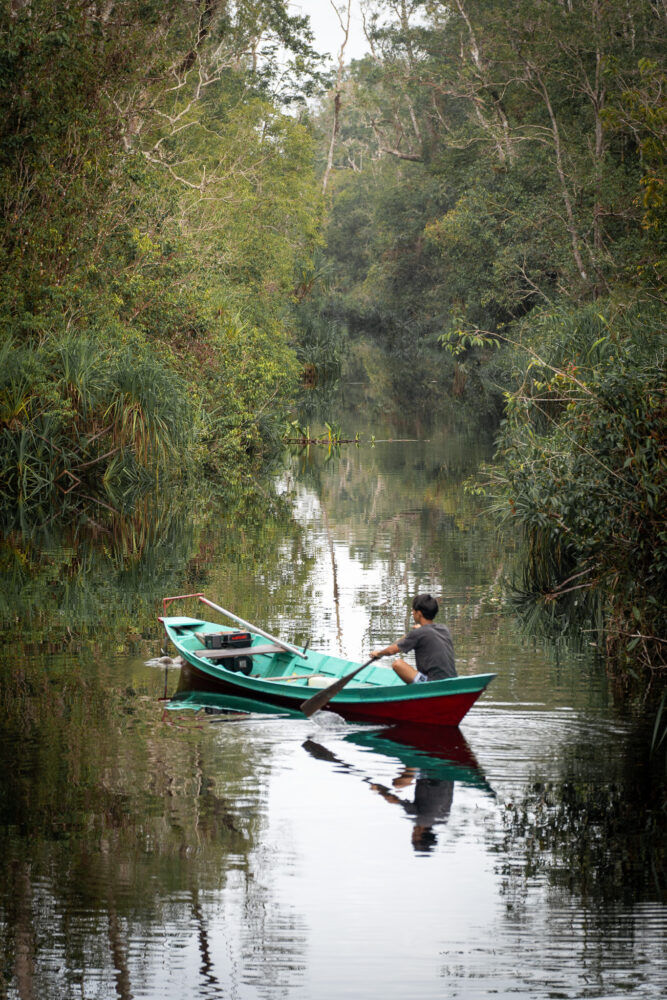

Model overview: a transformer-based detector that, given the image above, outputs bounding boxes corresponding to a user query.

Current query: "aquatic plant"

[282,419,364,447]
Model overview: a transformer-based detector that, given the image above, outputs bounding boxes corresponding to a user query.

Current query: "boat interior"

[164,617,395,689]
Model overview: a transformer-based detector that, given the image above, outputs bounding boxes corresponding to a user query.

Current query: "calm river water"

[0,390,665,999]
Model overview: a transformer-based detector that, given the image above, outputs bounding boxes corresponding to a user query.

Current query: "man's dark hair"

[412,593,438,620]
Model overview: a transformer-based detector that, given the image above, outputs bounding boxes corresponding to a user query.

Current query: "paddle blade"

[300,658,375,718]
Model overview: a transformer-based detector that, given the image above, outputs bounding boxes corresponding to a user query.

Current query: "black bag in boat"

[204,630,252,649]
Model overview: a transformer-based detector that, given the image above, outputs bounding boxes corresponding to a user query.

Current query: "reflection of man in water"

[301,739,455,852]
[371,767,454,852]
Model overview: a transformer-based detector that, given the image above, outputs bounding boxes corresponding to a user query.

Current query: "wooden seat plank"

[195,643,286,660]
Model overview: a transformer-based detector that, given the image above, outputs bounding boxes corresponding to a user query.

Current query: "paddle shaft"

[300,656,378,717]
[198,597,307,659]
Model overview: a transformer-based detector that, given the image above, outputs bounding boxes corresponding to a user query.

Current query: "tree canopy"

[304,0,666,674]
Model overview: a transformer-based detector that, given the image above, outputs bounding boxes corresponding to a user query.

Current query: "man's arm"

[370,641,401,659]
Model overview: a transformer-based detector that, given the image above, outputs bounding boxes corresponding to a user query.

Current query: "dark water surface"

[1,403,665,999]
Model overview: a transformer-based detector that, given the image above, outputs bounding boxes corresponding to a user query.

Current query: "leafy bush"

[0,334,198,521]
[491,302,666,673]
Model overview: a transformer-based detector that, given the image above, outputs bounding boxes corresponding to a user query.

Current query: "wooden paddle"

[300,656,379,717]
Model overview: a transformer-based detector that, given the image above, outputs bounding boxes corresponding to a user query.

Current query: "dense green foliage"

[316,1,665,323]
[0,0,323,517]
[492,303,666,671]
[1,1,664,674]
[305,0,666,673]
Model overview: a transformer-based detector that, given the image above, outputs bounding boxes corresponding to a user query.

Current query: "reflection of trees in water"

[0,669,307,997]
[0,478,313,651]
[282,434,496,584]
[278,430,509,658]
[187,484,316,649]
[0,477,315,998]
[495,736,666,910]
[0,492,200,646]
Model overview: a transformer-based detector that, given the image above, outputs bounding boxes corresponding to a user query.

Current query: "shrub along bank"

[0,1,322,522]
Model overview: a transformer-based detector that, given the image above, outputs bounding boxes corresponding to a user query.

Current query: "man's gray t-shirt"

[396,623,456,680]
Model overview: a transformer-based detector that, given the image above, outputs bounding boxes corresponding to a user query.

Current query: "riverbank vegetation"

[0,0,323,523]
[299,0,665,676]
[1,1,664,678]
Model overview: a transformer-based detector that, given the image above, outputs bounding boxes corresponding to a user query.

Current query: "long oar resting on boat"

[159,593,495,728]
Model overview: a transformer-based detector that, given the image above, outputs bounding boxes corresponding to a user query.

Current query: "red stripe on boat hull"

[328,690,484,727]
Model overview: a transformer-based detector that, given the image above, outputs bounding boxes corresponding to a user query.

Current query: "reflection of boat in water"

[165,680,490,790]
[166,681,300,720]
[167,682,492,794]
[165,684,493,851]
[341,724,493,793]
[303,726,493,853]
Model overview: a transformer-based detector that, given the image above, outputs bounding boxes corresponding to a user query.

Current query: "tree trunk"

[322,1,352,194]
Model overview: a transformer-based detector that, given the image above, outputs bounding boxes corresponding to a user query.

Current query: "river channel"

[0,383,665,999]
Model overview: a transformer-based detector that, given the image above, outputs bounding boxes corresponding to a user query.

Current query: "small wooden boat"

[159,594,496,727]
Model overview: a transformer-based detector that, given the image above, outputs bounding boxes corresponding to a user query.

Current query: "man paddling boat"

[371,593,456,684]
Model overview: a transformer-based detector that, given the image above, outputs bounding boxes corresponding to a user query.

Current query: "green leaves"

[439,330,500,356]
[491,302,667,673]
[0,334,199,518]
[0,1,326,517]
